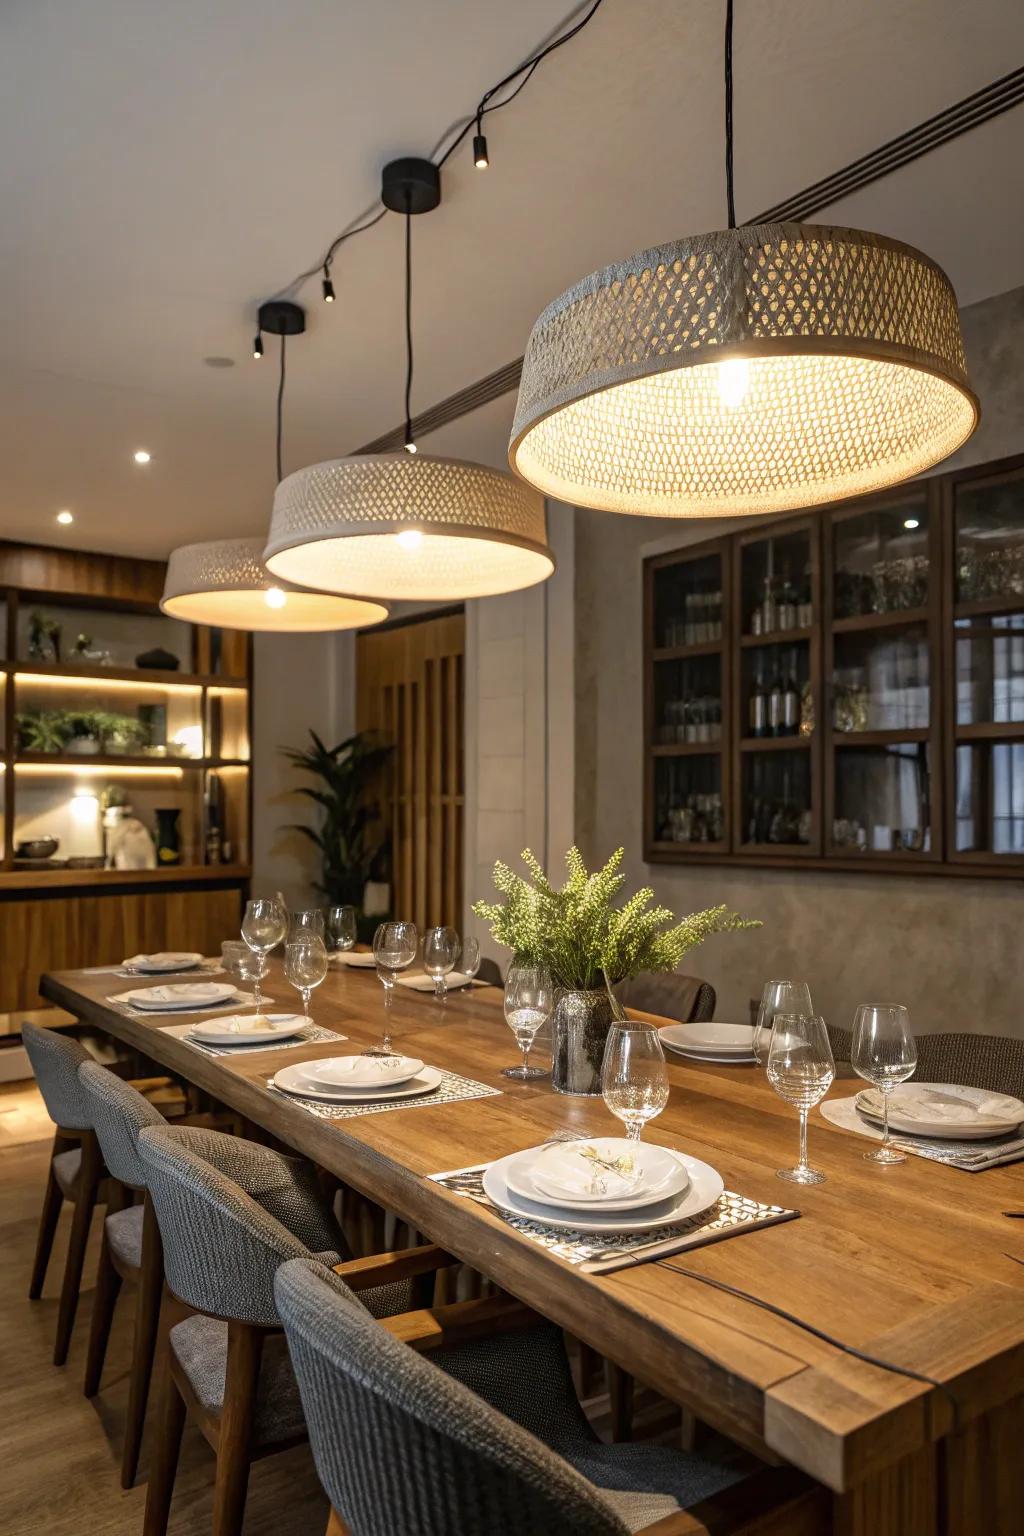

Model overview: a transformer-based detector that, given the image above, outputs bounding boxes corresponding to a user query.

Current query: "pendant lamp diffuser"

[160,537,388,631]
[510,223,977,518]
[264,453,554,601]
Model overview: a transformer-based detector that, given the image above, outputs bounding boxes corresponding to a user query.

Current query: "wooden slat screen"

[356,610,464,930]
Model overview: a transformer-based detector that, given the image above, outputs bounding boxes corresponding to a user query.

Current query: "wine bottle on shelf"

[778,569,796,632]
[782,651,800,736]
[769,663,784,737]
[750,664,768,739]
[761,574,778,636]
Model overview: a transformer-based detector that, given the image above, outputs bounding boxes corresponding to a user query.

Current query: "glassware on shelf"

[753,980,814,1066]
[423,925,459,1000]
[833,743,930,854]
[284,934,329,1023]
[767,1012,835,1184]
[326,904,357,953]
[744,753,811,846]
[240,897,286,1015]
[834,504,929,619]
[371,921,418,1053]
[502,963,553,1080]
[851,1004,917,1164]
[601,1019,670,1141]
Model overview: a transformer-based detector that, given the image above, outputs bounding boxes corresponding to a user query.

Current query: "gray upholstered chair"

[275,1256,770,1536]
[137,1124,446,1536]
[616,972,716,1025]
[78,1061,167,1487]
[22,1020,106,1367]
[912,1032,1024,1100]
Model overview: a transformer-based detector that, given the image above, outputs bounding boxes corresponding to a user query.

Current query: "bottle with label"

[750,664,769,739]
[769,663,784,737]
[782,651,800,736]
[778,570,796,632]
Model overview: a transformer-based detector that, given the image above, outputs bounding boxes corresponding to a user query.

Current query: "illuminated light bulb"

[134,448,152,464]
[56,509,73,525]
[70,789,100,822]
[253,333,264,360]
[396,529,423,550]
[264,586,287,608]
[322,271,335,303]
[717,357,749,408]
[903,517,920,530]
[473,133,489,169]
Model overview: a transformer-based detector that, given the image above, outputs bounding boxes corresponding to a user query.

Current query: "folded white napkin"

[329,951,377,967]
[395,971,477,992]
[530,1141,645,1201]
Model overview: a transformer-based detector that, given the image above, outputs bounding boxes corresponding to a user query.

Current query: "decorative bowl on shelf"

[15,835,60,860]
[135,647,180,671]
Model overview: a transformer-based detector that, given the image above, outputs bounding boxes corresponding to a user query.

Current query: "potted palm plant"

[474,847,759,1095]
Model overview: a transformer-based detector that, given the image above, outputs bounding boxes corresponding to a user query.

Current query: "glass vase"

[552,988,615,1096]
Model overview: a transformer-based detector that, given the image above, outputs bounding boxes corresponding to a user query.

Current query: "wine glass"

[502,963,552,1080]
[458,936,481,981]
[241,897,286,1015]
[423,926,459,1001]
[767,1013,835,1184]
[291,907,325,938]
[753,980,814,1066]
[851,1004,917,1165]
[371,921,418,1054]
[284,935,329,1025]
[602,1020,670,1142]
[326,904,357,955]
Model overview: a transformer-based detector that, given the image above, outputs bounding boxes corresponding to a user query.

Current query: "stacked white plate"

[396,971,476,992]
[856,1083,1024,1140]
[658,1022,757,1065]
[271,1053,442,1103]
[122,951,204,974]
[189,1014,306,1046]
[483,1137,724,1234]
[112,982,240,1012]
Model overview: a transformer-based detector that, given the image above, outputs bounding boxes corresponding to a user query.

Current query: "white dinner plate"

[303,1054,424,1088]
[329,951,377,968]
[189,1014,306,1046]
[123,951,203,973]
[666,1047,758,1066]
[504,1138,689,1212]
[483,1150,723,1235]
[114,982,240,1012]
[659,1022,754,1056]
[272,1062,443,1102]
[856,1083,1024,1140]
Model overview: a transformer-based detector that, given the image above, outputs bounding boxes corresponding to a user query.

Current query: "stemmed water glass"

[371,921,418,1054]
[291,907,325,938]
[767,1013,835,1184]
[326,905,357,955]
[502,963,552,1080]
[753,980,814,1066]
[284,935,329,1025]
[457,936,481,981]
[423,926,459,1001]
[851,1004,917,1165]
[241,897,286,1016]
[602,1020,670,1142]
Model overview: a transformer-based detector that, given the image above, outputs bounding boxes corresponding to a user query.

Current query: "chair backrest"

[78,1061,164,1189]
[275,1258,629,1536]
[913,1032,1024,1100]
[476,957,503,988]
[615,972,715,1025]
[137,1125,346,1326]
[21,1021,93,1131]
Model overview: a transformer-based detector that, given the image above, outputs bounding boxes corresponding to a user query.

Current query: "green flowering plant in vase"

[473,847,759,1095]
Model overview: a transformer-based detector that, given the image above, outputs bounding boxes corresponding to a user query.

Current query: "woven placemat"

[821,1096,1024,1171]
[160,1020,347,1058]
[428,1161,798,1274]
[268,1069,501,1121]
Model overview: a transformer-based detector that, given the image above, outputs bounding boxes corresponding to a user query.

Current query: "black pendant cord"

[275,333,287,483]
[403,197,415,450]
[724,0,736,228]
[657,1260,958,1424]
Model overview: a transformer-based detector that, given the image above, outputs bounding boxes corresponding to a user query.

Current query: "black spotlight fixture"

[473,119,489,169]
[252,333,264,360]
[322,267,335,303]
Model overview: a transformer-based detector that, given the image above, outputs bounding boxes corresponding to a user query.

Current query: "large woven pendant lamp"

[160,537,389,631]
[264,159,554,601]
[509,5,977,518]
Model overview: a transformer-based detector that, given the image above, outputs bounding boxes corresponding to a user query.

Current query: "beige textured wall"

[574,284,1024,1039]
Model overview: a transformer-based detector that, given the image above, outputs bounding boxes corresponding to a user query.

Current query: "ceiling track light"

[473,118,489,169]
[253,333,264,360]
[322,268,335,303]
[263,156,553,602]
[509,0,977,517]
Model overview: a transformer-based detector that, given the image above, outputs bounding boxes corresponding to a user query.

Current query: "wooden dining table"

[41,959,1024,1536]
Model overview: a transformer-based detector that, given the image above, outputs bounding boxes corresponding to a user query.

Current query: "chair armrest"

[638,1467,826,1536]
[380,1294,543,1354]
[333,1243,459,1292]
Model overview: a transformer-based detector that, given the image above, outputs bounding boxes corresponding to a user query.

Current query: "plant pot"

[67,738,100,755]
[552,987,615,1096]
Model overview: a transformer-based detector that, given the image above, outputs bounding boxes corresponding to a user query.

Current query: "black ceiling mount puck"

[381,157,441,215]
[257,300,306,336]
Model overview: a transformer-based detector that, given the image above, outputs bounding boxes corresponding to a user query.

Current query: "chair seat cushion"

[575,1443,743,1533]
[52,1148,82,1198]
[170,1314,306,1448]
[106,1203,144,1270]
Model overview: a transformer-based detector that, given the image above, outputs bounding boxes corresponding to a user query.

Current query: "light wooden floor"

[0,1081,330,1536]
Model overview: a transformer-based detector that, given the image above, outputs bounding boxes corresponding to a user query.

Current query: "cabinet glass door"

[833,493,930,619]
[652,552,724,651]
[653,755,724,849]
[832,743,932,857]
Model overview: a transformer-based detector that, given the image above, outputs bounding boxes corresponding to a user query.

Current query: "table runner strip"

[159,1021,347,1058]
[267,1070,500,1121]
[427,1162,798,1274]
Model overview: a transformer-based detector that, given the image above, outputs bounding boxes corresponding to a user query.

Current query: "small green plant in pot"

[473,847,759,1095]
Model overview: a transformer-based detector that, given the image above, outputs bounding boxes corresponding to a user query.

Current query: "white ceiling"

[2,0,1023,557]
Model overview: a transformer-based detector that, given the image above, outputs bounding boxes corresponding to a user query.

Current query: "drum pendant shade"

[264,452,554,601]
[160,537,388,631]
[510,222,978,518]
